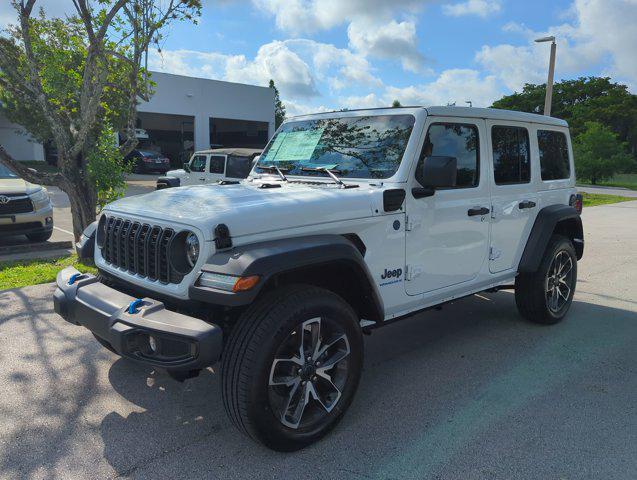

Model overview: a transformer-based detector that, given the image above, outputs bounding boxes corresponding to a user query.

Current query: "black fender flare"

[518,205,584,274]
[189,235,384,321]
[156,176,180,190]
[75,220,97,262]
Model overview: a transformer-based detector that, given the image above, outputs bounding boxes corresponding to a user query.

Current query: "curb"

[0,240,74,257]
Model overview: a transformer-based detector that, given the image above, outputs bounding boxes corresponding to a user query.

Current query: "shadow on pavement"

[86,292,637,479]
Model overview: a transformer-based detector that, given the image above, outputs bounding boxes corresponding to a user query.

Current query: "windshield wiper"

[300,166,357,189]
[256,164,288,181]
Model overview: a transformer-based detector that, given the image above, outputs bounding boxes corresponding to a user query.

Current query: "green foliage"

[392,100,402,108]
[581,192,634,207]
[0,254,97,291]
[269,79,286,129]
[574,122,634,184]
[87,123,130,211]
[492,77,637,165]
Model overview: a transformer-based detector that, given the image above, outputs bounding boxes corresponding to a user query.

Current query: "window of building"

[538,130,570,180]
[418,123,480,188]
[209,155,225,174]
[491,126,531,185]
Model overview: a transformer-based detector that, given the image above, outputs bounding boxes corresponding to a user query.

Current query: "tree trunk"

[60,175,98,242]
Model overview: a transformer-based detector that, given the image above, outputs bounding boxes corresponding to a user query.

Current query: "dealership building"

[0,72,276,164]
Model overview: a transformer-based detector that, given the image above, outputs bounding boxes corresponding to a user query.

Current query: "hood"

[166,169,187,178]
[105,181,378,239]
[0,178,42,195]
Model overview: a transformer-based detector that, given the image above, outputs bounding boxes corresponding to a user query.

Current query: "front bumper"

[54,267,223,372]
[0,205,53,236]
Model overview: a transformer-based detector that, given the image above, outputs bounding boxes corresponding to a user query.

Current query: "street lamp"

[535,35,556,116]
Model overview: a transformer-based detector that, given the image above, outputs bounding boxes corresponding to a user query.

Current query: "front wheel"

[221,285,363,451]
[515,234,577,324]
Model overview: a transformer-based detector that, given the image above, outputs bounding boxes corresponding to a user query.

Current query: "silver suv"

[0,163,53,242]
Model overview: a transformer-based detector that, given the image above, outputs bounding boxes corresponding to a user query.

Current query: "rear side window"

[225,156,253,178]
[491,126,531,185]
[209,155,225,174]
[538,130,570,180]
[422,123,480,188]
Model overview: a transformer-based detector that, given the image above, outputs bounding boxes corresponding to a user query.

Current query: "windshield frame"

[254,108,426,183]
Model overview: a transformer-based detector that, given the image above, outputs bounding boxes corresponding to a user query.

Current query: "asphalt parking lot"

[0,201,636,479]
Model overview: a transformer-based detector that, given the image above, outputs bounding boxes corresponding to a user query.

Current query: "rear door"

[487,121,538,273]
[405,117,491,295]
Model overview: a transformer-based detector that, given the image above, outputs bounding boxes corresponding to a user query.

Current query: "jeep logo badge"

[0,195,9,204]
[381,268,402,280]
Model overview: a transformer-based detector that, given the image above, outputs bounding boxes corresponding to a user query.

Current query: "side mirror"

[413,156,457,198]
[183,162,190,173]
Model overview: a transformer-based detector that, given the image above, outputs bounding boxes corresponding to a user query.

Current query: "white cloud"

[442,0,501,18]
[347,18,425,73]
[476,0,637,92]
[384,69,502,107]
[0,0,75,28]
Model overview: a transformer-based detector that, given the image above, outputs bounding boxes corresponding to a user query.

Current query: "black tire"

[26,230,52,242]
[221,284,363,451]
[515,234,577,324]
[92,333,117,354]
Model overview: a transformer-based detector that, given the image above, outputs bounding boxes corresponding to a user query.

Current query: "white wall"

[140,72,276,151]
[0,114,45,161]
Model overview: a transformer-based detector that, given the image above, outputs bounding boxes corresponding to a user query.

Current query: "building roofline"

[149,70,272,92]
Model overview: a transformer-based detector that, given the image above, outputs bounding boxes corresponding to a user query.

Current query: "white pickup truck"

[156,148,261,189]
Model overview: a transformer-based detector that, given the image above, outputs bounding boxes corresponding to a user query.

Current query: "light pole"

[535,36,556,116]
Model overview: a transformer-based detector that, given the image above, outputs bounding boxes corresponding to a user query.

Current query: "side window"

[538,130,570,180]
[225,156,252,178]
[418,123,480,188]
[190,155,206,172]
[491,125,531,185]
[209,155,225,174]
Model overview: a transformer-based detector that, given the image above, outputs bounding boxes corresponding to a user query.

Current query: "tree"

[0,0,201,241]
[573,122,633,184]
[269,79,286,129]
[492,77,637,162]
[391,100,402,108]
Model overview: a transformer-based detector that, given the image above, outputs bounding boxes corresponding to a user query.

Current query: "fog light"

[149,335,158,353]
[45,217,53,224]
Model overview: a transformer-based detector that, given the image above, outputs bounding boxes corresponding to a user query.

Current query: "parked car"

[0,163,53,242]
[58,106,583,451]
[126,149,171,174]
[156,148,261,189]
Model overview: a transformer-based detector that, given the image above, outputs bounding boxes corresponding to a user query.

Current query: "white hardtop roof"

[290,106,568,128]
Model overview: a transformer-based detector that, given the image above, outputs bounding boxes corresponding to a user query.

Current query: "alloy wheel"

[545,250,574,313]
[268,317,350,429]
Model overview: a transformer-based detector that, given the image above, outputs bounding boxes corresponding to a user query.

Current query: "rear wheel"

[515,234,577,324]
[221,285,363,451]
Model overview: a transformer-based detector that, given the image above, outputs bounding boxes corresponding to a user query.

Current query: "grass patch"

[581,192,634,207]
[579,173,637,191]
[0,254,96,291]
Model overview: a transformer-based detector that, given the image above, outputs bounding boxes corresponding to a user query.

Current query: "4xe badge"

[380,267,403,286]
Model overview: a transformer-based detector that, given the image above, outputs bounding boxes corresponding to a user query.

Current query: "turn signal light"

[233,275,260,292]
[570,194,583,215]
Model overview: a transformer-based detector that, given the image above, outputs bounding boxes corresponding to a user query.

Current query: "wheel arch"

[190,234,385,323]
[518,204,584,274]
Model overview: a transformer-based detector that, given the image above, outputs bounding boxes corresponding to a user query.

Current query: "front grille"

[0,195,34,215]
[101,216,178,284]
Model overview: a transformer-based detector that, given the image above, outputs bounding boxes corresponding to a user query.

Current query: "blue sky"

[2,0,636,115]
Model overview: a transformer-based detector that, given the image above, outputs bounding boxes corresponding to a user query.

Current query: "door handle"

[468,207,490,217]
[199,177,206,181]
[519,200,536,209]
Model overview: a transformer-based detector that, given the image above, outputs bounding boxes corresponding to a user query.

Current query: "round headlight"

[185,232,199,267]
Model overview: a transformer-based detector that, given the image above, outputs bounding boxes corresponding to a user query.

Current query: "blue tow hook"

[67,273,84,285]
[128,298,144,314]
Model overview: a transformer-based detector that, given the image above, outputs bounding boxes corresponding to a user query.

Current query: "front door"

[205,155,226,183]
[405,117,491,295]
[486,121,538,273]
[188,154,208,185]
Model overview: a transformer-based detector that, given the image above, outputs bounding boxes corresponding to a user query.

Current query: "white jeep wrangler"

[55,106,584,451]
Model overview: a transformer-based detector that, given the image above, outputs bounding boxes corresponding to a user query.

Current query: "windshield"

[0,164,18,179]
[257,114,415,179]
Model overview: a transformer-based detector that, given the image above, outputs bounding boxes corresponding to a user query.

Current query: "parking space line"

[54,226,74,236]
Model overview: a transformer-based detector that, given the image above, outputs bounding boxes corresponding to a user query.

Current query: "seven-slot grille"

[101,216,178,284]
[0,194,34,215]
